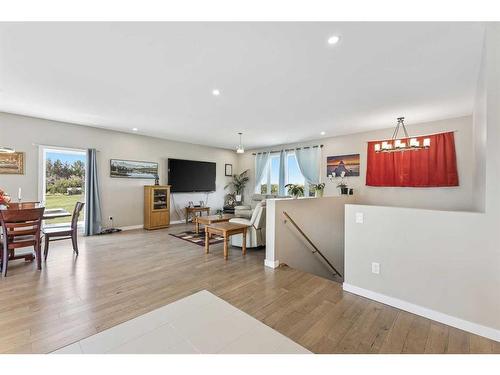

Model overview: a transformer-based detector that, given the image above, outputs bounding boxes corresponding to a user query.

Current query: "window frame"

[38,145,88,227]
[258,151,311,196]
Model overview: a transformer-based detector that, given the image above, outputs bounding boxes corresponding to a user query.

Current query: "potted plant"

[312,183,325,198]
[337,180,349,195]
[215,209,224,219]
[285,183,304,199]
[224,193,236,207]
[0,188,11,209]
[224,169,249,203]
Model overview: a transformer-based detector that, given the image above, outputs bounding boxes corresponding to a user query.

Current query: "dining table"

[0,203,71,220]
[0,204,72,265]
[42,208,72,220]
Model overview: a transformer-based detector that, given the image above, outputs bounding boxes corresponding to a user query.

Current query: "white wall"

[239,116,475,212]
[265,196,357,279]
[343,23,500,341]
[472,35,487,213]
[344,204,499,339]
[0,112,238,227]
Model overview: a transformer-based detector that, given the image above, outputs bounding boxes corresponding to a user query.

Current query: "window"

[39,147,86,226]
[258,154,280,194]
[270,155,279,194]
[286,152,304,186]
[287,152,314,197]
[258,151,313,196]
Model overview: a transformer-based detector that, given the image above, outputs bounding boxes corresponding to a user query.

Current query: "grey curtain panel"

[254,152,270,191]
[279,150,286,195]
[295,147,321,185]
[85,148,102,236]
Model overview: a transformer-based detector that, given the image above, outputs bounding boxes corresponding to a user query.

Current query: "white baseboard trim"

[343,283,500,343]
[264,259,280,269]
[118,220,186,231]
[118,225,143,231]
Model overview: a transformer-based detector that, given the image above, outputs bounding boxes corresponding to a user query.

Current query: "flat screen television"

[168,158,216,193]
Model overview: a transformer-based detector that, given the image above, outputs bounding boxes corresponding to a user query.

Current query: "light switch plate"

[355,212,364,224]
[372,262,380,274]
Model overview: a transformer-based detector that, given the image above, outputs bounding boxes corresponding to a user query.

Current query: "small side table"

[205,222,248,260]
[185,206,210,224]
[194,214,233,234]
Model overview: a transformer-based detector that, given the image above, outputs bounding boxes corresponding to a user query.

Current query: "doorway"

[39,146,86,226]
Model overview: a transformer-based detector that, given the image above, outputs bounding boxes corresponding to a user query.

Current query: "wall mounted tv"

[168,159,216,193]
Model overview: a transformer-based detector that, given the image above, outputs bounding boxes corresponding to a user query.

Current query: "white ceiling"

[0,22,485,150]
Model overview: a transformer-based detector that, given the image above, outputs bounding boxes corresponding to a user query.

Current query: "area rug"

[169,230,225,246]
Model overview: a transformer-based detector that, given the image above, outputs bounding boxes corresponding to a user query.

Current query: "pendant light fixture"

[236,132,245,154]
[374,117,431,153]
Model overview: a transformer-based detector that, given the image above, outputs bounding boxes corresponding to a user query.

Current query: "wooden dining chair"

[43,202,85,260]
[0,207,45,277]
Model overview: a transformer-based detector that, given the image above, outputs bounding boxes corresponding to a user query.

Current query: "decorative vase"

[235,194,242,202]
[315,189,324,198]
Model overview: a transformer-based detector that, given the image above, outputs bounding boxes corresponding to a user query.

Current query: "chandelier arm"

[401,123,409,138]
[391,123,399,140]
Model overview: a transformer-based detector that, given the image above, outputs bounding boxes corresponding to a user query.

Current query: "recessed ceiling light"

[132,128,138,132]
[320,131,326,135]
[327,35,341,45]
[212,89,221,96]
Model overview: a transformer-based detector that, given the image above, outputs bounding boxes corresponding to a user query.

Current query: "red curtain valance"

[366,131,459,187]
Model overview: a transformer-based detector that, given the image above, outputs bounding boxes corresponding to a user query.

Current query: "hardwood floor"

[0,224,498,354]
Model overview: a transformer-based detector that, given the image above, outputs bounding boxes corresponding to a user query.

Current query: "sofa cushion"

[229,218,251,225]
[252,194,268,202]
[234,205,251,210]
[234,208,253,218]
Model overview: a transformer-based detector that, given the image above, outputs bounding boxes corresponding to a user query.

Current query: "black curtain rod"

[252,144,323,155]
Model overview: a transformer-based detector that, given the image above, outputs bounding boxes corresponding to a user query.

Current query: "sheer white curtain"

[254,152,270,192]
[295,147,321,186]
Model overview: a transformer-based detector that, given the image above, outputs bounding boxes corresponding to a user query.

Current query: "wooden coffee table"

[194,214,233,234]
[205,222,249,260]
[185,206,210,224]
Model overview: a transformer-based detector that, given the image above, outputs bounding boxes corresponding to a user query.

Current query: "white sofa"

[229,201,266,248]
[234,193,287,218]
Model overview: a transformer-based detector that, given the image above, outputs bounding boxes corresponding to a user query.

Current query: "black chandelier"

[374,117,431,153]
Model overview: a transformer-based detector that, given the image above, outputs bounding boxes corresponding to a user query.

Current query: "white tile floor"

[52,290,311,354]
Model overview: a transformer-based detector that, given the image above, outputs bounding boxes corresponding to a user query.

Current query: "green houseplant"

[337,180,349,195]
[312,183,326,198]
[285,183,304,199]
[224,169,250,202]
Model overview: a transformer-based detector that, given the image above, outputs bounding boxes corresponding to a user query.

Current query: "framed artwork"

[110,159,158,179]
[0,152,24,174]
[327,154,360,177]
[225,164,233,176]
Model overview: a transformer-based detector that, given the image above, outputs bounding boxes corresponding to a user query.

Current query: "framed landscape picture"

[110,159,158,179]
[0,152,24,174]
[327,154,360,177]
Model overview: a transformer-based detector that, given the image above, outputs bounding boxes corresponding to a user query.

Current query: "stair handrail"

[282,211,343,279]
